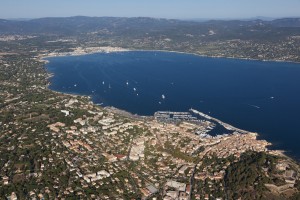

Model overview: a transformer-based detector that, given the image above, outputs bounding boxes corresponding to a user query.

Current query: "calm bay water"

[46,51,300,160]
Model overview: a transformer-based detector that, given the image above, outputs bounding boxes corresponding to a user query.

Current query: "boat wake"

[248,104,260,109]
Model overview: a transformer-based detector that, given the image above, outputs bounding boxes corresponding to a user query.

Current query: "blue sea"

[46,51,300,160]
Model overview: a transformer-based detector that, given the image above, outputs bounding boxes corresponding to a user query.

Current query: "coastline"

[38,46,130,61]
[39,46,299,162]
[37,45,300,65]
[136,49,300,65]
[47,87,292,160]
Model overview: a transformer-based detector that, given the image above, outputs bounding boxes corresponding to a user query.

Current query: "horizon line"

[2,15,300,21]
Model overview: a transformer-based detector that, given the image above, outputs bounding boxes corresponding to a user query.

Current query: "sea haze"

[46,51,300,160]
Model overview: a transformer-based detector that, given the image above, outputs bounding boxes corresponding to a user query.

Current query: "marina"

[154,110,241,137]
[154,111,198,123]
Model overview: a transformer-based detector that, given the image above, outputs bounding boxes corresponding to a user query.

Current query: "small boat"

[162,94,165,99]
[249,104,260,109]
[133,88,137,92]
[102,81,105,85]
[126,81,129,85]
[74,84,77,87]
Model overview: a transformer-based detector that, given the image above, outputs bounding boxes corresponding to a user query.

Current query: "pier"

[154,111,199,123]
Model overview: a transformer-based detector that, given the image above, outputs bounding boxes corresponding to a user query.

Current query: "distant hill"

[0,16,300,36]
[269,18,300,27]
[0,16,185,35]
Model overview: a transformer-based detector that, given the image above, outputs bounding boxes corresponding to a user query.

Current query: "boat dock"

[154,111,199,123]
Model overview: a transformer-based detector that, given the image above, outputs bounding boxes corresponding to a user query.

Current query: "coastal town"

[39,46,130,59]
[0,49,299,199]
[1,17,300,199]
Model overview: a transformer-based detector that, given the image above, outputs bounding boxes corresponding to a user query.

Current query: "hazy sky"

[1,0,300,19]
